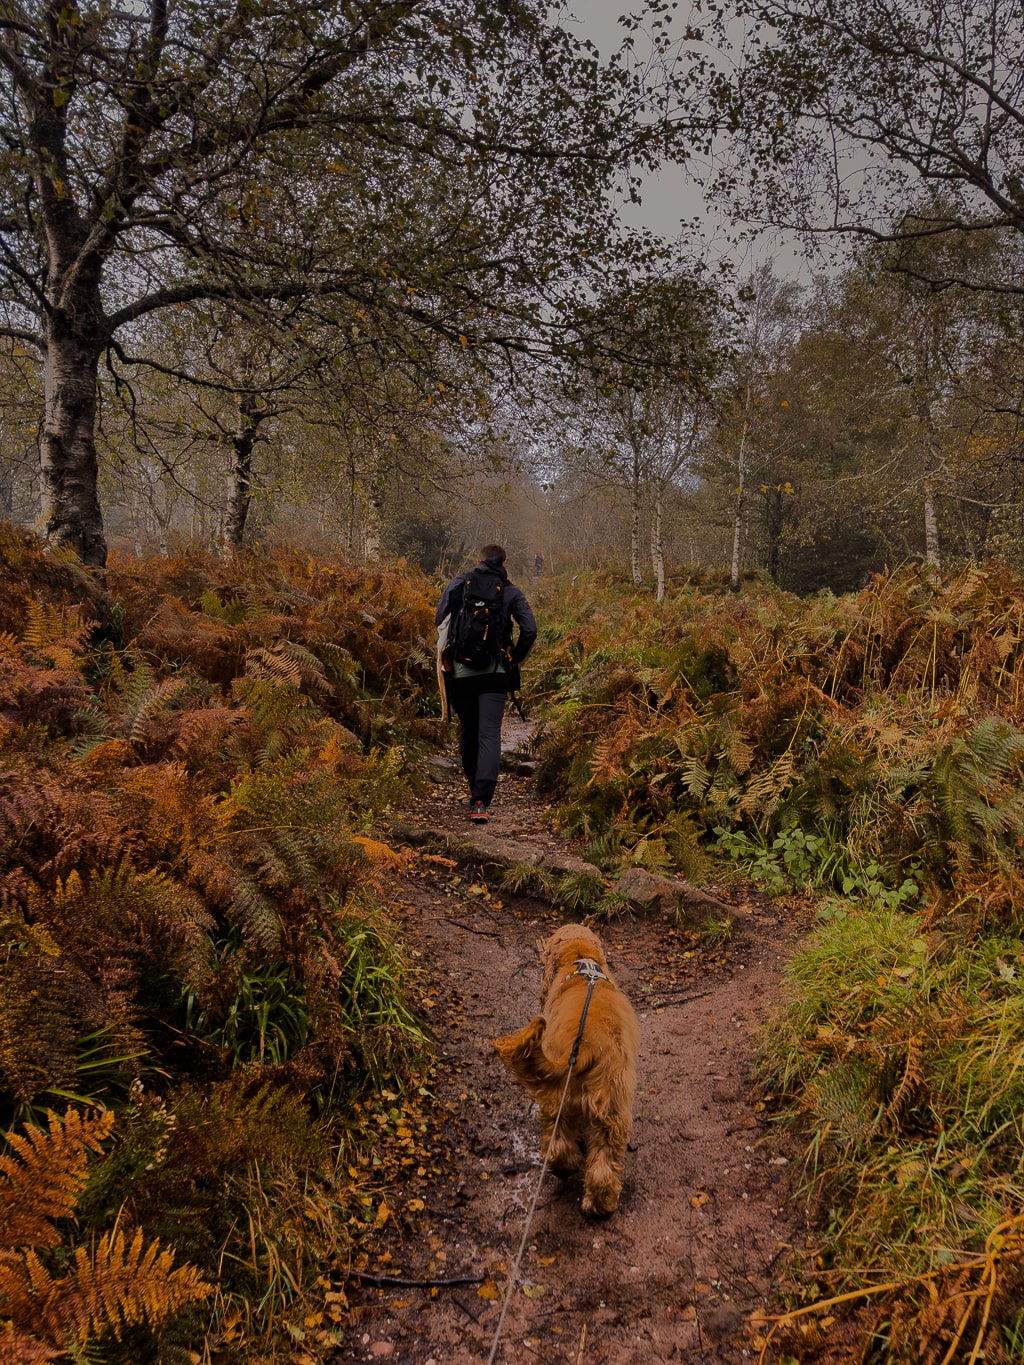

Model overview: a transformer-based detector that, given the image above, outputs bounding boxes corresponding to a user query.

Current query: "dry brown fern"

[0,1320,58,1363]
[0,1225,210,1347]
[0,1108,112,1252]
[0,1108,209,1353]
[881,1034,927,1131]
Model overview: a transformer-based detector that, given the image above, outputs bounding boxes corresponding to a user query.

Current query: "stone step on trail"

[388,822,602,882]
[388,825,737,928]
[426,752,538,779]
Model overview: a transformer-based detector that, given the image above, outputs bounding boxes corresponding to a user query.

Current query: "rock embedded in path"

[499,750,539,776]
[613,866,732,927]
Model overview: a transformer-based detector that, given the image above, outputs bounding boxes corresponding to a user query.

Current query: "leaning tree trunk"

[40,290,108,567]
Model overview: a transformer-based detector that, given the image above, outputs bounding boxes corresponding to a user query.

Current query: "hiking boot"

[469,801,489,823]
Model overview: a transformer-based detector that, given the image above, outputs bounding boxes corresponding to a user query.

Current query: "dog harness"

[566,957,608,1068]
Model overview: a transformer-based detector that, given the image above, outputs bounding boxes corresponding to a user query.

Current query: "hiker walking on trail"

[435,544,537,824]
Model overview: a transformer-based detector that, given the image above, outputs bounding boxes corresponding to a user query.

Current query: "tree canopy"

[711,0,1024,293]
[0,0,694,563]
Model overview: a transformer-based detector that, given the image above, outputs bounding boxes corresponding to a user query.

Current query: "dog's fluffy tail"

[492,1017,562,1098]
[493,1018,633,1132]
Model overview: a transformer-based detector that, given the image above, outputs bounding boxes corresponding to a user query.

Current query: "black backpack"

[449,569,509,669]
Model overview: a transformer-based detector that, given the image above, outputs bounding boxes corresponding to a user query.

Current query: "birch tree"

[0,0,690,565]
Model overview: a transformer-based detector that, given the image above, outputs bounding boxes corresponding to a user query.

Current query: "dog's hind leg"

[542,1110,584,1177]
[581,1121,628,1217]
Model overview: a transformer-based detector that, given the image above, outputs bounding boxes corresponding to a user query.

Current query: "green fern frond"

[680,755,712,797]
[229,879,282,949]
[126,675,189,747]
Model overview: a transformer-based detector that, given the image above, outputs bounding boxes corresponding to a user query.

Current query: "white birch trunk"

[651,483,665,603]
[730,418,750,593]
[923,482,941,570]
[631,446,643,586]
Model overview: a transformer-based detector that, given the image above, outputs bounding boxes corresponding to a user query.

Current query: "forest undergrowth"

[0,526,442,1363]
[528,564,1024,1362]
[10,529,1024,1363]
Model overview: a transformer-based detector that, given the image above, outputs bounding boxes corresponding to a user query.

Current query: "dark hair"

[480,543,506,562]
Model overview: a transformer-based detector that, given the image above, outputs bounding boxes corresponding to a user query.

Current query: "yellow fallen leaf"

[537,1256,556,1266]
[353,836,400,866]
[522,1282,546,1299]
[478,1279,502,1300]
[374,1200,391,1227]
[407,1199,425,1212]
[681,1304,698,1321]
[690,1191,709,1209]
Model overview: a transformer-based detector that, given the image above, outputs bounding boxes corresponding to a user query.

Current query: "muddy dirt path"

[336,727,816,1364]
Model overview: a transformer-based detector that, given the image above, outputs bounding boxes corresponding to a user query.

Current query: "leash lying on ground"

[485,958,607,1365]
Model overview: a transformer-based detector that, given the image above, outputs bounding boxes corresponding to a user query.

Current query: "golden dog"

[493,924,639,1217]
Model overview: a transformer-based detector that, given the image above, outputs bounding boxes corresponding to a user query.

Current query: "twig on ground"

[448,917,504,940]
[641,989,709,1007]
[346,1270,486,1289]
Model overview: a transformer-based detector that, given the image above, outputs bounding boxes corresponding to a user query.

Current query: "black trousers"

[448,683,507,806]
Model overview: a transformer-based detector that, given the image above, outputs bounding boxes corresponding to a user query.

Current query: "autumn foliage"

[0,525,436,1358]
[533,564,1024,1360]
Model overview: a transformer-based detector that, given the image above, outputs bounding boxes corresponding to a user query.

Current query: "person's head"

[480,543,506,564]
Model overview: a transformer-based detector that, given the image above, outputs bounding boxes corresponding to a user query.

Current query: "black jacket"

[435,558,538,665]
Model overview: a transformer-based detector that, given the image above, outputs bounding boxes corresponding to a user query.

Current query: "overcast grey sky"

[564,1,810,280]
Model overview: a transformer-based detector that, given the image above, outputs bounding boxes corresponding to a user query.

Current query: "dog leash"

[485,959,607,1364]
